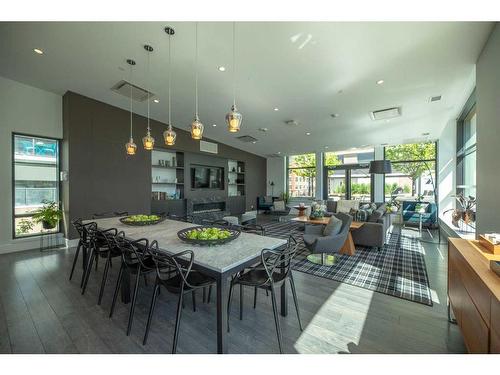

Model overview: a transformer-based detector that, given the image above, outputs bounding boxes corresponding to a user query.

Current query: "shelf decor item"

[119,214,166,226]
[177,226,240,246]
[309,201,326,220]
[479,234,500,255]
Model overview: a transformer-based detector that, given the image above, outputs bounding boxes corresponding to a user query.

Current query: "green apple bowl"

[177,226,240,246]
[119,214,166,226]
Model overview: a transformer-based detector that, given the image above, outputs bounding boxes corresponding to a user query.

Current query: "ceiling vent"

[429,95,442,102]
[236,135,258,143]
[284,120,299,126]
[111,80,154,102]
[200,140,218,154]
[266,153,282,158]
[370,107,402,121]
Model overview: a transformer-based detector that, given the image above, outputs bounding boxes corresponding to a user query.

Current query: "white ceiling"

[0,22,493,157]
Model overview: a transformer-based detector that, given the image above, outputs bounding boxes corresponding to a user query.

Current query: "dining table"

[86,217,288,354]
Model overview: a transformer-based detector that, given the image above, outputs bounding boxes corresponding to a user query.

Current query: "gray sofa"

[326,200,391,250]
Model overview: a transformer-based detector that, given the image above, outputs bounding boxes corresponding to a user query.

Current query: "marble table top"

[87,217,287,274]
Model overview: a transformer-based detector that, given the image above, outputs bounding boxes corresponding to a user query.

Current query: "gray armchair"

[303,212,353,265]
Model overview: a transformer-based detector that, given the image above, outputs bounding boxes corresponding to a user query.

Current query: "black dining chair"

[69,219,97,283]
[142,240,216,353]
[109,236,156,336]
[81,226,119,296]
[227,236,302,354]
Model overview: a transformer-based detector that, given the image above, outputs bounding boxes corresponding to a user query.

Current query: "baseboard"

[0,233,68,255]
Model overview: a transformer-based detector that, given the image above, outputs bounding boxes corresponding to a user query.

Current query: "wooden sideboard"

[448,238,500,353]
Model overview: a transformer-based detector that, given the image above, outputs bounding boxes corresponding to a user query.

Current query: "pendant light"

[142,45,155,150]
[225,22,243,133]
[125,59,137,155]
[163,27,177,146]
[190,22,204,140]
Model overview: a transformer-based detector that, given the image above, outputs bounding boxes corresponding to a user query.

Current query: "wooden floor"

[0,224,466,354]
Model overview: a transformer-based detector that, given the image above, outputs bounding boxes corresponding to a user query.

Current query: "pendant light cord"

[168,33,172,130]
[147,49,151,132]
[195,22,199,118]
[129,64,133,139]
[232,22,236,108]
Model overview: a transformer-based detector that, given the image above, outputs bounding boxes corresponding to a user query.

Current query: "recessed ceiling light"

[277,152,281,154]
[376,79,384,85]
[324,146,329,149]
[305,132,311,136]
[273,107,279,111]
[153,99,160,103]
[217,66,226,72]
[212,124,217,127]
[33,48,44,55]
[330,113,340,118]
[252,141,257,144]
[258,127,268,132]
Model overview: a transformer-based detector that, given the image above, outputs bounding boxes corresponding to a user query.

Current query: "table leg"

[339,232,356,256]
[280,256,288,317]
[216,274,229,354]
[121,267,131,304]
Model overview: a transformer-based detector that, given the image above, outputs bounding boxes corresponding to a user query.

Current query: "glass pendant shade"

[190,117,204,140]
[125,138,137,155]
[164,126,177,146]
[142,132,155,150]
[226,105,243,132]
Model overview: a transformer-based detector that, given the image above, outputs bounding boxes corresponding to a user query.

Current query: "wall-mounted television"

[191,165,224,189]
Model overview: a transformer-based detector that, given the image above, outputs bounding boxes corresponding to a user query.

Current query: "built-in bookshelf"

[228,160,245,197]
[151,149,185,201]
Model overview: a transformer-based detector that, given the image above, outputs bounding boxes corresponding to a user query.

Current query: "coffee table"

[290,216,363,256]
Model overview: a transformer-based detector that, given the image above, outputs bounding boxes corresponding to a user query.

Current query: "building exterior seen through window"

[13,134,60,237]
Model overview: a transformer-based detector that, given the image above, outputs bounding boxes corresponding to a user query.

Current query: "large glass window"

[324,148,374,201]
[13,134,60,238]
[457,105,476,199]
[384,142,437,202]
[287,154,316,198]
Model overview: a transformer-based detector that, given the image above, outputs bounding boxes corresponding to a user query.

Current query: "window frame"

[383,141,438,203]
[12,132,62,239]
[456,90,476,198]
[286,154,317,199]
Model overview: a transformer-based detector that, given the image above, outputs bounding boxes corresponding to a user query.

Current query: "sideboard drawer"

[460,289,489,353]
[491,298,500,353]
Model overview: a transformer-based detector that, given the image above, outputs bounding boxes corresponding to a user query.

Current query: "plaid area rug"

[263,221,433,306]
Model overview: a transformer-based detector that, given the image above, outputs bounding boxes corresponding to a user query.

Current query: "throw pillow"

[357,208,373,222]
[323,215,343,236]
[368,209,383,222]
[337,199,360,214]
[273,200,285,211]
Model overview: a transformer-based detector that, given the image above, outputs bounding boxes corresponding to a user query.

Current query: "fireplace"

[187,197,229,224]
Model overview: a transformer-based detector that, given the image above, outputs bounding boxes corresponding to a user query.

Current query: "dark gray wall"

[476,24,500,235]
[63,92,266,238]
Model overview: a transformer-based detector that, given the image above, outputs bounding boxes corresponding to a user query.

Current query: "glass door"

[326,169,347,201]
[350,168,371,203]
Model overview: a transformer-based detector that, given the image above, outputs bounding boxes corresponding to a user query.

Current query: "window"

[324,148,374,201]
[384,142,437,202]
[457,101,476,199]
[287,154,316,198]
[13,134,60,238]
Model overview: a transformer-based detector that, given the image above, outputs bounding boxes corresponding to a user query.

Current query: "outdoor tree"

[289,153,341,196]
[384,142,436,196]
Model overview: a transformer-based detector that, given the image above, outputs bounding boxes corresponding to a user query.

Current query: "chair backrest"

[114,236,151,270]
[92,227,121,253]
[72,219,97,243]
[240,223,265,236]
[148,240,196,289]
[260,235,298,284]
[333,212,353,236]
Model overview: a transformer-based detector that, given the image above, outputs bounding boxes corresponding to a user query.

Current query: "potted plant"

[32,200,63,230]
[280,192,290,204]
